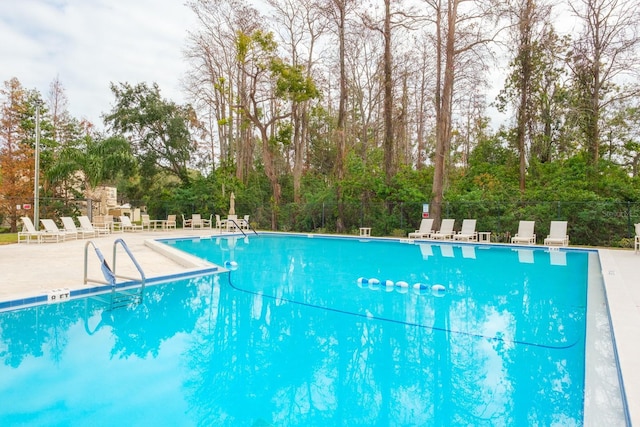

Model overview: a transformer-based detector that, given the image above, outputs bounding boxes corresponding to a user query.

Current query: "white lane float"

[223,261,239,271]
[431,284,446,297]
[368,278,381,290]
[395,280,409,294]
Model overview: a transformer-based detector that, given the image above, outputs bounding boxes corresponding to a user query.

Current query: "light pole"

[34,103,41,230]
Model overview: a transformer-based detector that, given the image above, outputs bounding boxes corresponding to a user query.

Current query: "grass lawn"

[0,233,17,245]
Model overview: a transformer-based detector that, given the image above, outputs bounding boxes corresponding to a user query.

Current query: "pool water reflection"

[0,235,589,426]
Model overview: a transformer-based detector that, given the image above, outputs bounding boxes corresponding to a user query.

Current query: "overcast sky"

[0,0,195,128]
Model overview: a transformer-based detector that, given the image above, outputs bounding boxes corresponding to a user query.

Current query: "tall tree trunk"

[517,0,533,195]
[431,0,457,225]
[258,125,281,230]
[383,0,394,184]
[334,0,348,233]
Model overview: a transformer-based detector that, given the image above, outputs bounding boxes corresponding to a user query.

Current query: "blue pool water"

[0,234,589,426]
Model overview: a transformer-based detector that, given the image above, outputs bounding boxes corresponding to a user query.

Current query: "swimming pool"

[0,234,625,426]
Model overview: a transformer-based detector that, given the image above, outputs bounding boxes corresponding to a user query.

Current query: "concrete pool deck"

[0,231,638,425]
[0,228,223,304]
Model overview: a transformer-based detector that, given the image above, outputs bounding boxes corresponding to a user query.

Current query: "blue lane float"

[413,287,430,296]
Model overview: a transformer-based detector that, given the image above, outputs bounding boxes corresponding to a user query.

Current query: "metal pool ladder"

[84,238,146,310]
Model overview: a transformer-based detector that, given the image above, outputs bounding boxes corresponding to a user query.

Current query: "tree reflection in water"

[0,236,588,426]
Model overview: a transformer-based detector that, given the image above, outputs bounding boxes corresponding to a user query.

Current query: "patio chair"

[141,214,151,231]
[511,220,536,245]
[241,215,250,230]
[40,218,70,242]
[61,216,96,239]
[119,215,143,232]
[202,215,212,229]
[92,215,114,233]
[215,214,225,230]
[227,214,238,231]
[544,221,569,246]
[190,214,203,229]
[635,223,640,253]
[408,218,435,239]
[79,215,110,236]
[432,219,456,240]
[182,214,192,229]
[453,219,477,241]
[18,216,42,244]
[166,215,177,230]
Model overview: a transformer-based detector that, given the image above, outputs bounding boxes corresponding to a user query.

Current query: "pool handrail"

[84,239,146,288]
[227,218,259,236]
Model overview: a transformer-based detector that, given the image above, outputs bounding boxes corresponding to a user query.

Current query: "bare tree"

[423,0,498,224]
[361,0,419,184]
[319,0,356,232]
[568,0,640,167]
[47,76,70,146]
[499,0,556,193]
[185,0,262,180]
[268,0,327,203]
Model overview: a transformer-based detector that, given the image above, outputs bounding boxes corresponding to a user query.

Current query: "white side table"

[359,227,371,237]
[478,232,491,243]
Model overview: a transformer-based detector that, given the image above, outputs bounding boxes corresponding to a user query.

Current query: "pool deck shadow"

[0,233,639,426]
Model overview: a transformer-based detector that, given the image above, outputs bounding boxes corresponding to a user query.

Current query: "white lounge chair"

[635,223,640,254]
[454,219,477,241]
[61,216,95,239]
[544,221,569,246]
[40,218,70,242]
[79,215,110,236]
[408,218,435,239]
[202,215,212,229]
[432,219,456,240]
[511,220,536,245]
[18,216,42,244]
[119,215,143,232]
